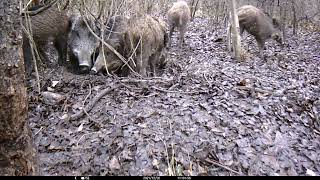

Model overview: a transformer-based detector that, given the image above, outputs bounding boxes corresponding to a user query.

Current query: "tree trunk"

[0,0,39,176]
[190,0,200,20]
[292,0,298,35]
[280,3,288,43]
[215,1,220,28]
[229,0,242,61]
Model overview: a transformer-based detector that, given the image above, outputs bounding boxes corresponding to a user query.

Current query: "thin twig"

[120,77,173,84]
[22,13,41,93]
[34,126,44,136]
[152,86,208,95]
[204,158,244,175]
[160,137,174,176]
[82,82,92,104]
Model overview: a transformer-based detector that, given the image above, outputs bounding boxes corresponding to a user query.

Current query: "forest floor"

[27,17,320,176]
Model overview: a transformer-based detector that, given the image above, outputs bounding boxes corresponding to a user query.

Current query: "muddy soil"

[28,17,320,176]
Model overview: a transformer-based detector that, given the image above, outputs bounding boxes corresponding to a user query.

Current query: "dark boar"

[237,5,283,57]
[167,0,191,47]
[68,15,100,74]
[92,15,168,77]
[22,5,69,76]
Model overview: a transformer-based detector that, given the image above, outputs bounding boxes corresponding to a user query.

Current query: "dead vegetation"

[22,0,320,176]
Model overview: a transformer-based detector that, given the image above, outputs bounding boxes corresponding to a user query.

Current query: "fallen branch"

[151,86,208,95]
[120,77,174,84]
[204,158,244,176]
[235,86,272,95]
[70,85,122,121]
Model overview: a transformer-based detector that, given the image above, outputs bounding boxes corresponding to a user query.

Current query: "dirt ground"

[27,17,320,176]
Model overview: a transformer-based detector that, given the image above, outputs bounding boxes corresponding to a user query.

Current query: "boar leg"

[179,26,186,47]
[54,34,68,66]
[136,52,151,77]
[135,53,144,77]
[142,55,150,77]
[256,39,265,59]
[23,38,33,76]
[36,41,51,67]
[240,26,245,35]
[149,52,161,77]
[158,49,167,69]
[168,25,175,47]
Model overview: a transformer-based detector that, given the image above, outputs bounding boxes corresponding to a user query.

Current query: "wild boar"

[68,15,100,74]
[22,5,69,76]
[237,5,283,57]
[167,0,191,47]
[91,15,168,77]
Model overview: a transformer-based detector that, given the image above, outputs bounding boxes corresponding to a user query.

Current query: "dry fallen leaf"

[41,91,65,105]
[306,169,317,176]
[109,156,121,171]
[77,123,84,132]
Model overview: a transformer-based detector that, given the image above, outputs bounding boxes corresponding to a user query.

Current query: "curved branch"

[70,85,123,121]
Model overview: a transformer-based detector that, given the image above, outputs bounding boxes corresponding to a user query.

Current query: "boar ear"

[272,17,280,28]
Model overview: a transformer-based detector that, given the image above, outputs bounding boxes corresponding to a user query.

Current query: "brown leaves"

[27,16,320,176]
